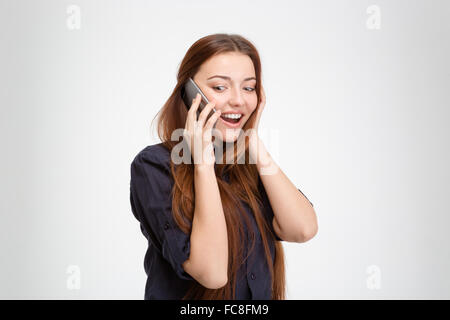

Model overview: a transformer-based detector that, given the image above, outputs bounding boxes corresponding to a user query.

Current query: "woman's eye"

[213,86,255,92]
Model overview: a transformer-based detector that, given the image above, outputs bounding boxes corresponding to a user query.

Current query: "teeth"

[222,114,242,119]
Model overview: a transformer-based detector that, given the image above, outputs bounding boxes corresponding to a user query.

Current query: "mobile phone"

[181,77,217,121]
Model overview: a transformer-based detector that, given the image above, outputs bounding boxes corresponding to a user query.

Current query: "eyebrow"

[207,75,256,82]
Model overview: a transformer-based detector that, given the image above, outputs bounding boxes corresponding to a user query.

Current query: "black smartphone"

[181,77,216,121]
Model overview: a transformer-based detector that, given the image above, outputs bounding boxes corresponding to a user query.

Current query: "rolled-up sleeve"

[258,178,314,242]
[130,149,194,281]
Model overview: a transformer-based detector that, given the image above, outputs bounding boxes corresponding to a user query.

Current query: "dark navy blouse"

[129,143,313,300]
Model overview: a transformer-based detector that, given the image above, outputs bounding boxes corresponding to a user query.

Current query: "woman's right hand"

[184,93,222,168]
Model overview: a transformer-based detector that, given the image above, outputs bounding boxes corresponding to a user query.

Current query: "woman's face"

[193,52,258,143]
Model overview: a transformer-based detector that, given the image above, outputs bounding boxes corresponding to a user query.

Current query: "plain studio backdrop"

[1,0,449,299]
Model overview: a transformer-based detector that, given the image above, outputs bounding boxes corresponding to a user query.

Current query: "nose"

[229,85,244,106]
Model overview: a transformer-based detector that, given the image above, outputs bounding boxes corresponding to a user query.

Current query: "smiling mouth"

[220,115,241,124]
[219,115,244,128]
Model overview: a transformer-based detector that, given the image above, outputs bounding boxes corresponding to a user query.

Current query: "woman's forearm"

[183,165,228,289]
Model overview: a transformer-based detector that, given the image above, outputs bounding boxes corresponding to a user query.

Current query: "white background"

[1,0,449,299]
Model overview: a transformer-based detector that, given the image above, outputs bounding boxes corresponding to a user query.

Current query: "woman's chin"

[214,126,241,142]
[222,131,240,143]
[213,136,236,145]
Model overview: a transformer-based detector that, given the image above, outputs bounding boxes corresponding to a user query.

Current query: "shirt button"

[250,273,256,280]
[164,222,170,230]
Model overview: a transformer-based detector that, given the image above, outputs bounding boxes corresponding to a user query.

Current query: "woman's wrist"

[253,139,279,175]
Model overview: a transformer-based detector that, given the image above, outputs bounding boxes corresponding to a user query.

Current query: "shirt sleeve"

[298,188,314,208]
[130,148,195,281]
[258,178,314,242]
[258,178,282,241]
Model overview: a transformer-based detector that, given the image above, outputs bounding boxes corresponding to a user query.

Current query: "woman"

[130,33,317,300]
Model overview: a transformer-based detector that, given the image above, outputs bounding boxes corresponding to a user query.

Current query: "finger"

[257,91,266,114]
[188,93,202,120]
[259,85,266,106]
[204,109,222,130]
[197,100,216,126]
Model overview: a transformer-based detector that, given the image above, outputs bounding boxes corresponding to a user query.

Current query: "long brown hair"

[151,33,285,299]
